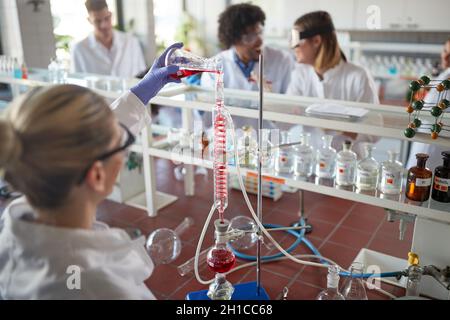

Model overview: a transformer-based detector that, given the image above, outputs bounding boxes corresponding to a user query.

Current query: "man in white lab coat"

[71,0,146,78]
[406,38,450,170]
[200,3,294,130]
[201,3,295,94]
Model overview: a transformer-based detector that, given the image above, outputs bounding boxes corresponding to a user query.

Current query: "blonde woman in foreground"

[0,43,182,299]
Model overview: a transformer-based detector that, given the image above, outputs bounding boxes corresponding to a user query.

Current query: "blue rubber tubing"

[229,218,403,279]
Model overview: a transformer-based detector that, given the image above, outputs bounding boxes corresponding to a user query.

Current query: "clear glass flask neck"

[364,144,374,159]
[387,150,399,163]
[300,133,310,146]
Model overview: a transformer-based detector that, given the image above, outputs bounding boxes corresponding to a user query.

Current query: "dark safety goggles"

[289,24,335,49]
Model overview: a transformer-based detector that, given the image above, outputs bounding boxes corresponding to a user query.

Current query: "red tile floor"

[0,158,411,300]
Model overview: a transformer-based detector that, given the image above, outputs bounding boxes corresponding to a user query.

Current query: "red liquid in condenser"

[207,249,236,273]
[170,69,219,79]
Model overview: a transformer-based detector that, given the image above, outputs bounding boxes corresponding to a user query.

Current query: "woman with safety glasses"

[287,11,378,103]
[0,43,182,299]
[201,3,295,93]
[287,11,379,154]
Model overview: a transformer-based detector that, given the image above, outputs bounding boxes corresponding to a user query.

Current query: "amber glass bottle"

[432,151,450,203]
[405,153,432,202]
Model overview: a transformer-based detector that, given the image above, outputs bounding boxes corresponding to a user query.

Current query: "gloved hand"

[131,42,183,105]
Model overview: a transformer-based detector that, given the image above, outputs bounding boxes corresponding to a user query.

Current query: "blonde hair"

[294,11,345,71]
[0,85,115,209]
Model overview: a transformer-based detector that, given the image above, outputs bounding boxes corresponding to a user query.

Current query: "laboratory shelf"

[148,144,450,225]
[1,69,449,221]
[151,86,450,148]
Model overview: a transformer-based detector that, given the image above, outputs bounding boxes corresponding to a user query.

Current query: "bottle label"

[416,178,432,187]
[357,169,377,188]
[295,157,312,175]
[336,161,355,183]
[380,170,402,193]
[318,156,331,173]
[434,177,449,192]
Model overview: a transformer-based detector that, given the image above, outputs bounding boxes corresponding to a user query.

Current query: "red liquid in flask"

[170,68,219,79]
[207,248,236,273]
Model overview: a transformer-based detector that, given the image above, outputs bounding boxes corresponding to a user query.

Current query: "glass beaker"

[165,48,221,79]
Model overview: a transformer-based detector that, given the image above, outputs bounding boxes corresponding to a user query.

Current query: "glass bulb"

[229,216,258,250]
[146,217,193,265]
[146,228,181,265]
[207,242,236,274]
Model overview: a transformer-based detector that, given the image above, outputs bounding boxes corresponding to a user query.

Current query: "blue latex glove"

[131,42,183,105]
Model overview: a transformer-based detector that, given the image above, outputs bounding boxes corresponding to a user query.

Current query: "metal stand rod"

[256,54,264,296]
[299,189,305,219]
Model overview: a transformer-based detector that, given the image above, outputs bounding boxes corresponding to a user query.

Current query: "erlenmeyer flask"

[165,48,221,79]
[341,262,368,300]
[146,217,194,265]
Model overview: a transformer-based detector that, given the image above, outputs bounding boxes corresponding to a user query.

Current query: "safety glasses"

[289,24,335,49]
[77,123,135,184]
[289,29,307,49]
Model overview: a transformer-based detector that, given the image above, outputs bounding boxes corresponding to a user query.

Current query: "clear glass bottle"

[379,150,404,195]
[294,133,314,178]
[261,129,274,173]
[405,153,432,202]
[315,135,336,179]
[335,141,357,186]
[432,151,450,203]
[13,58,22,79]
[275,131,295,174]
[356,143,379,191]
[317,265,345,300]
[341,262,368,300]
[48,58,59,83]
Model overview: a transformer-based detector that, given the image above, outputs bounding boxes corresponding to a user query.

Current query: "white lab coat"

[201,46,295,130]
[71,30,146,78]
[286,60,380,155]
[406,68,450,170]
[287,60,379,103]
[0,92,155,300]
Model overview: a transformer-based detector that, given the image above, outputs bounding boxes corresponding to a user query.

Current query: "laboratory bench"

[1,69,449,300]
